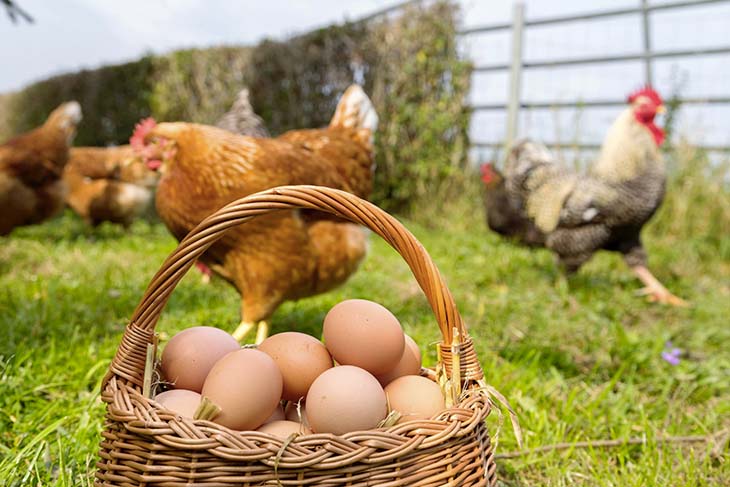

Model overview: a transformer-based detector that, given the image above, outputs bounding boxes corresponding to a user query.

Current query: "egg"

[160,326,240,392]
[284,401,309,428]
[201,349,283,430]
[263,404,286,424]
[154,389,201,418]
[306,365,387,435]
[323,299,405,375]
[258,332,333,401]
[257,420,312,438]
[376,334,422,386]
[384,375,445,424]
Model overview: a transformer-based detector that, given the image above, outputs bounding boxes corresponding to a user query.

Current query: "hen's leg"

[232,321,255,342]
[195,261,213,285]
[231,320,269,344]
[631,265,689,307]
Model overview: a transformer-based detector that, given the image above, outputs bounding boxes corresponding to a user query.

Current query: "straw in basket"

[96,185,498,486]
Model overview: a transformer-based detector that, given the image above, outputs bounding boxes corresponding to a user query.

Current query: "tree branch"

[2,0,34,24]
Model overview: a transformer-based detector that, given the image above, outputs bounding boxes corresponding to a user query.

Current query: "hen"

[0,101,82,236]
[62,89,264,229]
[64,145,157,227]
[483,87,686,306]
[132,84,378,342]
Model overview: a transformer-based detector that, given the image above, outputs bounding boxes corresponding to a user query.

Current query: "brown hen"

[0,102,82,236]
[133,85,378,342]
[64,145,157,227]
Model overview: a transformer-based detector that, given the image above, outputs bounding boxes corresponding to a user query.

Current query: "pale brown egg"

[323,299,405,375]
[306,365,387,435]
[201,349,283,430]
[154,389,201,418]
[160,326,240,392]
[263,404,286,424]
[258,332,333,401]
[284,401,309,428]
[384,375,445,424]
[257,420,312,438]
[376,334,422,386]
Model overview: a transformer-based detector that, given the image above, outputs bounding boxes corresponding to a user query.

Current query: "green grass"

[1,165,729,485]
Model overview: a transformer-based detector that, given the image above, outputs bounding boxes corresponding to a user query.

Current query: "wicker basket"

[95,185,497,487]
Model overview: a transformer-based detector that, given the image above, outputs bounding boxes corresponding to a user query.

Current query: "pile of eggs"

[154,299,446,437]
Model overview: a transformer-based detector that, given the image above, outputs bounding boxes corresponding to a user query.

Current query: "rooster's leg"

[631,265,689,307]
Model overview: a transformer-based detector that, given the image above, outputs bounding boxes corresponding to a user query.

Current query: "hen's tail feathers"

[216,88,269,138]
[329,85,378,142]
[46,101,83,132]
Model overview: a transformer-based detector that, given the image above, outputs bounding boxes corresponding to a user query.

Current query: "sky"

[2,0,728,151]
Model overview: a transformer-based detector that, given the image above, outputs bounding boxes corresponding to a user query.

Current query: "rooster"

[483,87,687,306]
[64,146,157,227]
[132,84,378,342]
[0,101,82,236]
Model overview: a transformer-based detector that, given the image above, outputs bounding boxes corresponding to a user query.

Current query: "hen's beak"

[656,105,666,114]
[146,160,162,171]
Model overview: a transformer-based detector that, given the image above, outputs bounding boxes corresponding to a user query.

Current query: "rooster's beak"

[656,105,666,114]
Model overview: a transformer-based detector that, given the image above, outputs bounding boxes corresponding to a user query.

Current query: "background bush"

[0,1,471,214]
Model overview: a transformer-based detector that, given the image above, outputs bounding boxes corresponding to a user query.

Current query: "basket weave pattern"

[96,186,497,486]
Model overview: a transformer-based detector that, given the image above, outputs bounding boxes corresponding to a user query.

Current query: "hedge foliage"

[0,1,471,212]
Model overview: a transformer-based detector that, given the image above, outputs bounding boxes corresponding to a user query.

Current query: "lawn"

[1,182,728,485]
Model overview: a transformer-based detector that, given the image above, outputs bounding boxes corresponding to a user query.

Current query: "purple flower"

[661,341,681,365]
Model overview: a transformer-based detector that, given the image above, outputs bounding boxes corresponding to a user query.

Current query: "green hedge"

[0,1,471,212]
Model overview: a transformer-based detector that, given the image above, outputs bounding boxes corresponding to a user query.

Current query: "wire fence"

[458,0,730,157]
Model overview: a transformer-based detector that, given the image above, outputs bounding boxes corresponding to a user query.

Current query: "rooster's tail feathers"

[505,139,556,179]
[329,85,378,137]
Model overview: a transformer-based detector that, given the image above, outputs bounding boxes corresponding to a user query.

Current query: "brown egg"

[284,401,309,428]
[263,404,286,424]
[160,326,240,392]
[257,420,312,438]
[384,375,445,424]
[323,299,405,375]
[154,389,201,418]
[201,349,283,430]
[306,365,387,435]
[376,334,422,386]
[258,332,333,401]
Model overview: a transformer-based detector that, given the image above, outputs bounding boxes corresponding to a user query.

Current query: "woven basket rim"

[102,375,492,470]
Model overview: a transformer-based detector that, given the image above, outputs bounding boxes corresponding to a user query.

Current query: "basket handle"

[104,185,484,389]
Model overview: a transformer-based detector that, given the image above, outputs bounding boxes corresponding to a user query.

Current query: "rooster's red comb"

[130,117,157,149]
[627,86,663,106]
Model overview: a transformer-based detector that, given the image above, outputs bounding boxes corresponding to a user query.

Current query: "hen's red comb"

[627,86,663,106]
[480,163,496,184]
[130,117,157,149]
